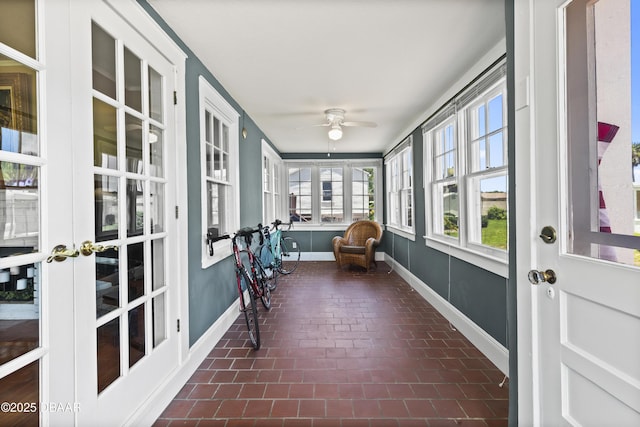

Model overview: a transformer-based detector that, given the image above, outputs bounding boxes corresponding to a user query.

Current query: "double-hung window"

[424,60,507,272]
[199,76,239,267]
[262,139,283,224]
[286,160,381,226]
[385,137,414,237]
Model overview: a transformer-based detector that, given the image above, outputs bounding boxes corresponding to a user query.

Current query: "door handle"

[80,241,118,256]
[528,269,557,285]
[46,245,80,263]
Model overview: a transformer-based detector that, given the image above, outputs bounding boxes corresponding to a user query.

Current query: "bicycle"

[259,219,301,282]
[207,226,271,350]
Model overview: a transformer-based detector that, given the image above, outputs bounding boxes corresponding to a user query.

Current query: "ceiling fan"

[309,108,377,141]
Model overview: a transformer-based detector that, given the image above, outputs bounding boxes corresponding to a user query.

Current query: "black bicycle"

[207,226,271,349]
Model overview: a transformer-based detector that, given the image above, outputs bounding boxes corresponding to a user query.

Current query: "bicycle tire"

[252,256,272,310]
[239,269,260,350]
[258,244,277,291]
[278,236,300,274]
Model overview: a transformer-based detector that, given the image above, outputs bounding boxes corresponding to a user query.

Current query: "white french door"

[516,0,640,425]
[67,1,182,425]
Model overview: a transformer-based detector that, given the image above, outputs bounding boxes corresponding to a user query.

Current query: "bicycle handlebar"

[271,219,293,231]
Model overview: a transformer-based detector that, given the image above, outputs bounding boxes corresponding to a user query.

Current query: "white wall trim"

[300,252,385,262]
[384,254,509,375]
[126,298,240,426]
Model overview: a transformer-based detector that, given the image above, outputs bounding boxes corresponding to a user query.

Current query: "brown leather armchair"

[332,220,383,271]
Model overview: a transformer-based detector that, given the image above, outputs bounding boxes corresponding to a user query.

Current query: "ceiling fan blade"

[294,123,330,130]
[341,121,377,128]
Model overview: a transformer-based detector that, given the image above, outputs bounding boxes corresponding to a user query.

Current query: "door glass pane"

[127,242,144,302]
[150,182,164,234]
[0,360,39,426]
[0,162,39,255]
[125,114,143,173]
[151,238,165,291]
[94,174,119,242]
[152,293,166,347]
[93,98,117,168]
[129,303,145,368]
[0,0,36,58]
[148,66,163,122]
[127,179,143,237]
[0,55,38,156]
[91,23,116,99]
[97,318,120,393]
[566,0,640,266]
[124,47,142,112]
[149,124,163,177]
[96,248,119,318]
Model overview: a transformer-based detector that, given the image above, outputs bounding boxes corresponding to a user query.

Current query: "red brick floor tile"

[154,262,509,426]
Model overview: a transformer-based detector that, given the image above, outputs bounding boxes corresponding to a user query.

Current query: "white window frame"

[199,76,239,268]
[385,136,415,240]
[262,139,284,225]
[284,159,382,230]
[423,61,508,276]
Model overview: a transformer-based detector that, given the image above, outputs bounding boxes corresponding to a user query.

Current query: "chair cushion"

[340,245,366,254]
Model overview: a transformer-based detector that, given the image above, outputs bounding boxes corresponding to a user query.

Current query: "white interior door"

[70,1,181,424]
[516,0,640,425]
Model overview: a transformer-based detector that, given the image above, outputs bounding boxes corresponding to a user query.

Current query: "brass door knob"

[528,269,557,285]
[80,241,118,256]
[46,245,79,263]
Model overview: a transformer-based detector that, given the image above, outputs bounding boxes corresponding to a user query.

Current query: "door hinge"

[175,205,179,219]
[173,91,177,105]
[177,319,181,332]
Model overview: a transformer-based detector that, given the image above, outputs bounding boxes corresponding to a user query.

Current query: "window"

[262,140,283,224]
[286,160,381,226]
[385,137,414,236]
[423,60,507,270]
[199,76,239,267]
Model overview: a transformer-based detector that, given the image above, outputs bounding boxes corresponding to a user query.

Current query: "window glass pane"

[127,179,144,237]
[124,47,142,112]
[207,182,228,235]
[0,0,36,58]
[205,144,212,178]
[436,182,459,238]
[289,167,311,222]
[0,360,39,426]
[150,181,164,234]
[477,104,486,137]
[125,114,143,173]
[148,66,163,122]
[152,293,166,347]
[151,238,165,291]
[213,117,220,149]
[489,132,505,167]
[0,55,38,156]
[93,98,117,168]
[472,175,508,250]
[488,94,503,133]
[92,23,116,99]
[95,174,119,242]
[149,124,164,177]
[128,242,144,302]
[97,317,120,394]
[129,303,145,368]
[566,0,640,266]
[96,247,119,318]
[0,162,39,255]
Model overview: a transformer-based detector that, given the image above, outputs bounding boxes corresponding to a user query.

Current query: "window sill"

[385,225,416,241]
[424,236,508,278]
[201,241,233,269]
[286,222,379,232]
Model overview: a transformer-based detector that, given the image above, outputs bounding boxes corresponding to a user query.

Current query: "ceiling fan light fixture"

[328,125,342,141]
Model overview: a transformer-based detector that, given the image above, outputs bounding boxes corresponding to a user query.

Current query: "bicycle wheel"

[258,244,277,291]
[278,236,300,274]
[252,256,272,310]
[239,270,260,350]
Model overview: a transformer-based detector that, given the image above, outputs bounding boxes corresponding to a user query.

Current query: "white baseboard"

[127,299,240,426]
[385,254,509,375]
[300,252,386,261]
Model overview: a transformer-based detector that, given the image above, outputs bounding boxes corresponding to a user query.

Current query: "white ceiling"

[147,0,505,154]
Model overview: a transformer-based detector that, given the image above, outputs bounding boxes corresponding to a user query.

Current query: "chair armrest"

[332,236,348,250]
[364,236,380,259]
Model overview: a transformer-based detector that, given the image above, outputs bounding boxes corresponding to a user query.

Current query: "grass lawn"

[482,219,508,249]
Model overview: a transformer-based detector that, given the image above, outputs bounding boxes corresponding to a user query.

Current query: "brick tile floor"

[154,261,509,427]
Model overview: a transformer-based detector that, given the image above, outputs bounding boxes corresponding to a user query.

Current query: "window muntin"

[286,161,380,226]
[424,61,507,261]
